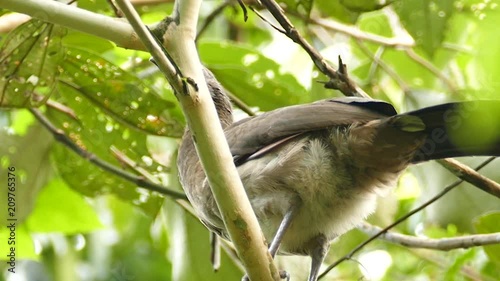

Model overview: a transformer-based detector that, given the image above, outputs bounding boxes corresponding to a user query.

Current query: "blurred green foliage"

[1,0,500,280]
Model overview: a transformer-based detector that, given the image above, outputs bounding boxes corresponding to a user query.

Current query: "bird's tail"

[405,101,500,163]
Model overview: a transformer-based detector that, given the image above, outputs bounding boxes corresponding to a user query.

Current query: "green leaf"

[199,41,307,111]
[393,0,454,57]
[26,178,103,233]
[47,73,167,215]
[0,19,66,107]
[474,212,500,264]
[60,47,184,137]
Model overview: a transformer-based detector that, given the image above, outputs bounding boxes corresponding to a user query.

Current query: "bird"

[177,68,500,281]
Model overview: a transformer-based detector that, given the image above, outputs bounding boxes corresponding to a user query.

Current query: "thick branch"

[114,0,279,280]
[0,0,143,50]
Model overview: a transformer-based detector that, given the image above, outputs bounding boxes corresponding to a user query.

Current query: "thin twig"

[107,0,123,18]
[257,0,369,98]
[359,222,500,250]
[438,158,500,198]
[227,91,256,116]
[319,156,496,279]
[366,45,384,83]
[293,14,415,48]
[236,0,248,21]
[29,108,188,200]
[32,93,80,121]
[248,6,285,34]
[110,146,170,179]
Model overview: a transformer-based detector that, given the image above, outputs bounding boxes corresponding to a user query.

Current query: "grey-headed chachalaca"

[178,69,500,281]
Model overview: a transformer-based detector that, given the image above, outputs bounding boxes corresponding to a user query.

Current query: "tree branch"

[359,222,500,250]
[0,0,144,50]
[437,158,500,198]
[113,0,279,280]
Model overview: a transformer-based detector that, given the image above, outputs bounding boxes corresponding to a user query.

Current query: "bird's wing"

[225,97,397,164]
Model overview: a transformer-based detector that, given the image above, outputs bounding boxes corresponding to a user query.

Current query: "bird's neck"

[205,72,233,129]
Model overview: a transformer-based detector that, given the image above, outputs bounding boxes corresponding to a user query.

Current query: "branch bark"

[0,0,143,50]
[113,0,279,280]
[437,158,500,198]
[359,222,500,250]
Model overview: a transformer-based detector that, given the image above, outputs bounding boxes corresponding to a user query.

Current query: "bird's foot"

[279,270,291,281]
[241,270,290,281]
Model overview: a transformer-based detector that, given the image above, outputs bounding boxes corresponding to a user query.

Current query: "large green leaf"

[0,19,65,107]
[199,41,307,111]
[60,47,184,137]
[393,0,455,57]
[47,82,164,215]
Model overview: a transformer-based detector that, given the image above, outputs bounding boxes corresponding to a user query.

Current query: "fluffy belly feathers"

[237,136,388,255]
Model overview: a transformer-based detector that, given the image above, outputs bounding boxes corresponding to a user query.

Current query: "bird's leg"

[210,232,220,271]
[307,234,330,281]
[269,203,301,257]
[241,203,300,281]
